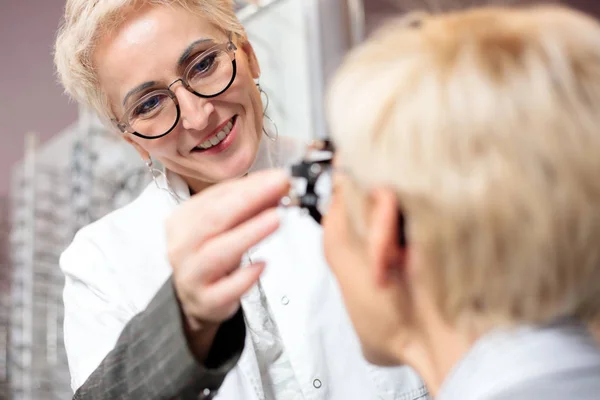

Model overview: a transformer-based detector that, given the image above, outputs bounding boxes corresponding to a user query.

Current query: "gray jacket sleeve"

[72,278,245,400]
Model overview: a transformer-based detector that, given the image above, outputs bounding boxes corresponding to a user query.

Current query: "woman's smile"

[190,115,239,156]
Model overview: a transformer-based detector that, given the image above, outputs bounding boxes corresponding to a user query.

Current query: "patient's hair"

[327,5,600,329]
[54,0,246,123]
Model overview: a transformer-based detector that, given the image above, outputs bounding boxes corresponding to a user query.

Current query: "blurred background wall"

[0,0,78,197]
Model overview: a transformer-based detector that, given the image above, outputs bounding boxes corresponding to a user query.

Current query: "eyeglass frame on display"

[112,40,238,140]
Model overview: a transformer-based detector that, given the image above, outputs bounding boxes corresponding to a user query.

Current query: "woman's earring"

[145,158,183,204]
[257,82,279,141]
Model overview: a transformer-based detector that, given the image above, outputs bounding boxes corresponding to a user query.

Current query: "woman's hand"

[165,170,289,345]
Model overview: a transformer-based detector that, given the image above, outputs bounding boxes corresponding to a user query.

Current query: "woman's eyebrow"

[177,38,214,68]
[122,81,158,106]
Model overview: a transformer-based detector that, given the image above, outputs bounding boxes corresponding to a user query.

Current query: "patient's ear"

[366,188,406,287]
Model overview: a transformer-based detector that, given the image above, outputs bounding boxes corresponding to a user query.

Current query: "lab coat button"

[281,296,290,305]
[199,388,217,399]
[313,379,322,389]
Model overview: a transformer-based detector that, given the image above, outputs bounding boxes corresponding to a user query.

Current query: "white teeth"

[196,117,235,150]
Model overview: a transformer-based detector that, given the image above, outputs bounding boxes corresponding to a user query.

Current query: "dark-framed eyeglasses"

[114,41,238,140]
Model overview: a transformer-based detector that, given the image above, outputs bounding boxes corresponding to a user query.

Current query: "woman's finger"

[167,170,289,261]
[188,208,280,282]
[202,262,266,319]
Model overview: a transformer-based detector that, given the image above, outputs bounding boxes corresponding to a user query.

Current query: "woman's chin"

[223,151,259,179]
[189,146,259,183]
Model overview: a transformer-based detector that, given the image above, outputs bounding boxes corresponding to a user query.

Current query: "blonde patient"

[323,5,600,400]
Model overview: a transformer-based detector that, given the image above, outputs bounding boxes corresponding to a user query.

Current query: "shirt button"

[313,379,322,389]
[199,388,217,399]
[281,296,290,305]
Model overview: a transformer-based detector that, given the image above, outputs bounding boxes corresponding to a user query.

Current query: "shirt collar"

[437,319,600,400]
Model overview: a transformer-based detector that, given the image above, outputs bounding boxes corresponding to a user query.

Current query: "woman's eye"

[192,53,217,75]
[133,95,162,117]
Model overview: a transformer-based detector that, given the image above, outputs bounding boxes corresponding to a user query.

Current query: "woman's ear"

[366,187,406,287]
[123,135,150,161]
[241,41,261,79]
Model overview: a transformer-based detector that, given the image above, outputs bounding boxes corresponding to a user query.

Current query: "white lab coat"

[60,136,428,399]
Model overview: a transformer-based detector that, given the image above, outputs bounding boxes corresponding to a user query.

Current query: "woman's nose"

[172,85,214,131]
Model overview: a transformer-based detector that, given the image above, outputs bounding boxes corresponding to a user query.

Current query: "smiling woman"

[53,0,427,399]
[57,2,264,193]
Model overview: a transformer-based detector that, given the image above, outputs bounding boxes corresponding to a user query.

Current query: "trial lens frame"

[282,140,335,224]
[283,139,406,247]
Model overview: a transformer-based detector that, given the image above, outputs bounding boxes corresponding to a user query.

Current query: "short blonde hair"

[54,0,246,124]
[327,5,600,328]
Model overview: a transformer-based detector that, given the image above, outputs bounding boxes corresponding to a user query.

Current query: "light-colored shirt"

[60,136,429,400]
[437,319,600,400]
[242,246,303,400]
[243,281,304,400]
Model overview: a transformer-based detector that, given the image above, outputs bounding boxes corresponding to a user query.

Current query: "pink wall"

[0,0,78,195]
